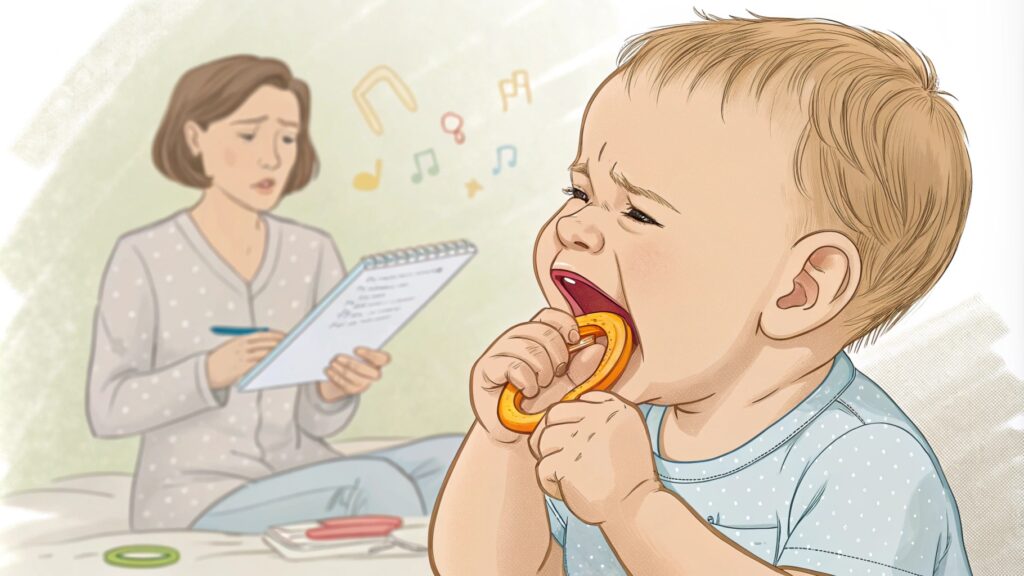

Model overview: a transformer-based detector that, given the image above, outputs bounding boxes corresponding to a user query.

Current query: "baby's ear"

[759,231,860,340]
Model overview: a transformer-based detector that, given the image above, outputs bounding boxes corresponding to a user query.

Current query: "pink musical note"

[441,112,466,144]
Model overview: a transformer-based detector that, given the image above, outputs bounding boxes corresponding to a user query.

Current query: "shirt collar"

[644,351,856,483]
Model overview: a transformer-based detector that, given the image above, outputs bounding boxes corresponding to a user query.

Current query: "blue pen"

[210,325,270,336]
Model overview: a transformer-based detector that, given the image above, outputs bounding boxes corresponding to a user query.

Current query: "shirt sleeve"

[778,423,954,576]
[296,383,360,438]
[546,495,569,547]
[86,239,227,438]
[295,233,359,438]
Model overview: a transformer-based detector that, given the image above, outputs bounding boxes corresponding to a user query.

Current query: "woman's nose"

[258,135,281,170]
[555,211,605,253]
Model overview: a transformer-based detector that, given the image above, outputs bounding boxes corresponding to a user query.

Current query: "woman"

[86,55,461,533]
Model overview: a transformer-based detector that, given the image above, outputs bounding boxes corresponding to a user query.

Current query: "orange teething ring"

[497,312,633,434]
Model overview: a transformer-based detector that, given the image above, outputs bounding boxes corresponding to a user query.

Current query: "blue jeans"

[191,434,463,534]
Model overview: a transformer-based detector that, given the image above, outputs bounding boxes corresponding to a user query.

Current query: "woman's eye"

[562,186,590,203]
[623,205,663,227]
[238,133,255,141]
[282,135,295,144]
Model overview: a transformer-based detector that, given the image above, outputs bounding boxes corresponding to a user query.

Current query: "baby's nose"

[556,213,605,253]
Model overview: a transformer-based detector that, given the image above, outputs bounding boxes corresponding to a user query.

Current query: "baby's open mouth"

[550,269,639,348]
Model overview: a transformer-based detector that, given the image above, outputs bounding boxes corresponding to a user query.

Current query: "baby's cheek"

[626,242,743,361]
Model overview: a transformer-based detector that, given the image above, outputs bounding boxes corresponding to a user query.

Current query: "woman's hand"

[206,331,286,390]
[317,347,391,402]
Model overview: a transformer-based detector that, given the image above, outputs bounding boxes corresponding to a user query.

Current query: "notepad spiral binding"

[361,239,477,268]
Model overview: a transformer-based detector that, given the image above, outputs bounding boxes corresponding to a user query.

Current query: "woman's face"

[186,85,301,212]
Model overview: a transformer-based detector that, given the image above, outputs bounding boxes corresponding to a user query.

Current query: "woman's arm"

[86,239,227,438]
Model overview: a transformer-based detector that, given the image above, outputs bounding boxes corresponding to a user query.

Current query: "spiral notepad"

[237,240,477,391]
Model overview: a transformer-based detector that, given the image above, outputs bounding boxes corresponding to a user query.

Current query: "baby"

[432,14,972,576]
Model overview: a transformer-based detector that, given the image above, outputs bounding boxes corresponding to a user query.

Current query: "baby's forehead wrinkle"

[598,142,608,161]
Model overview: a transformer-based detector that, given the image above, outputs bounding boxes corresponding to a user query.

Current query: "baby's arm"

[432,308,580,575]
[431,422,563,575]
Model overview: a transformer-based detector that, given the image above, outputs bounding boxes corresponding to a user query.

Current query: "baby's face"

[534,72,804,402]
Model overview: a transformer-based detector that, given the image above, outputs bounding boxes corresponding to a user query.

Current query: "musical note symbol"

[353,66,418,136]
[466,179,483,198]
[492,145,517,175]
[498,69,532,112]
[352,159,382,191]
[411,149,439,183]
[440,112,466,144]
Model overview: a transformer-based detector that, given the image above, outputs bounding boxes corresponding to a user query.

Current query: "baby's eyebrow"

[610,169,680,214]
[568,161,589,176]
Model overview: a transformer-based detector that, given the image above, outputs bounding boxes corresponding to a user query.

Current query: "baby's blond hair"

[616,11,972,350]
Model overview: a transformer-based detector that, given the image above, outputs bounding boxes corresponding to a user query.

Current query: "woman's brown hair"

[152,55,318,195]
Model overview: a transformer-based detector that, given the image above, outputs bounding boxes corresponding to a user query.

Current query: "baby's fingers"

[531,308,580,345]
[482,355,540,398]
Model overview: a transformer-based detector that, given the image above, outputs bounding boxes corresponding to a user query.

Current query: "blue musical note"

[492,145,517,175]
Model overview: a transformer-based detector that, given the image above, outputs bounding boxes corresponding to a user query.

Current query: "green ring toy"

[103,545,180,569]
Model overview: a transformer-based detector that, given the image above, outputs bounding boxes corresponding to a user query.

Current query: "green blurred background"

[0,0,624,491]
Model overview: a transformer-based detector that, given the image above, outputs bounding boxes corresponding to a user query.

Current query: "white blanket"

[0,438,435,575]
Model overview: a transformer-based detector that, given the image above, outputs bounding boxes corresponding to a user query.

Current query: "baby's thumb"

[566,344,606,386]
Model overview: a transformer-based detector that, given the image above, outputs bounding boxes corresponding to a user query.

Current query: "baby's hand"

[470,308,581,444]
[529,391,661,525]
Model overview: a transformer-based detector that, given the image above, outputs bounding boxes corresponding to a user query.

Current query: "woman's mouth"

[252,178,276,193]
[550,268,640,348]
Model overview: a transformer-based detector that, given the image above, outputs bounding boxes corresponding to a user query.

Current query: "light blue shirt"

[546,351,972,575]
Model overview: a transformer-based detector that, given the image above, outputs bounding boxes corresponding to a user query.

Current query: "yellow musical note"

[353,159,382,191]
[353,66,418,135]
[466,179,483,198]
[498,69,532,112]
